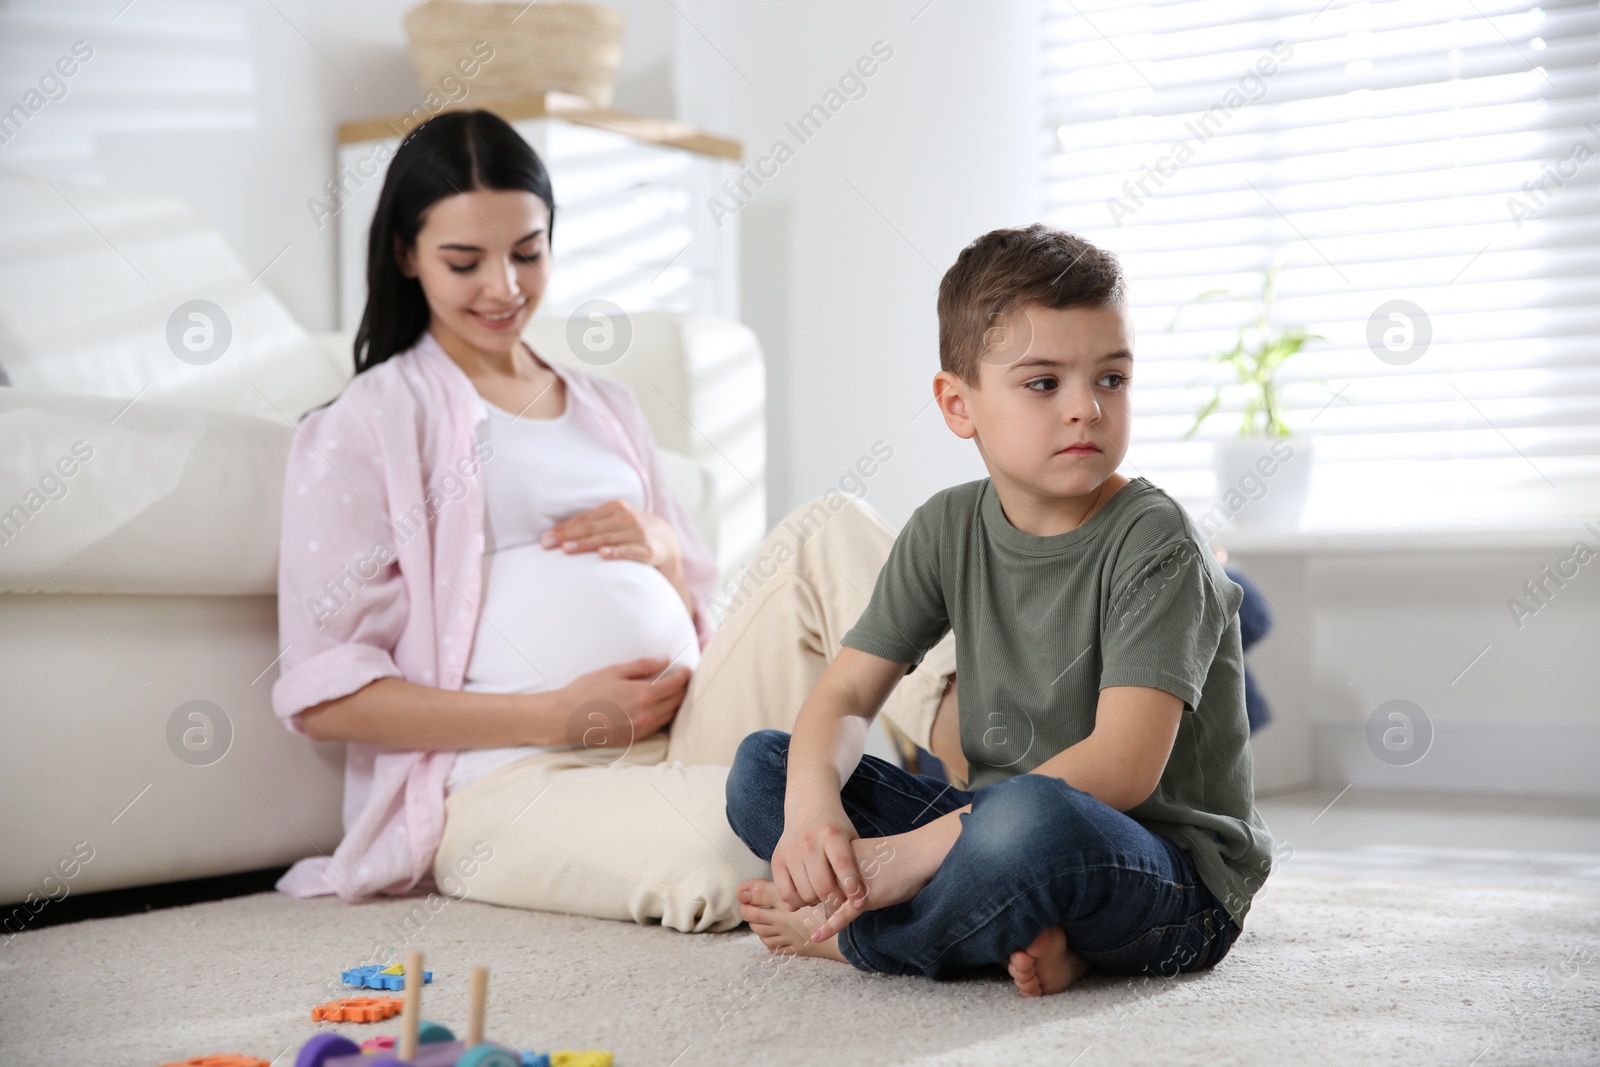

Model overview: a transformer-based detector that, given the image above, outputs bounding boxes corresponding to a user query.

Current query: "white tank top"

[446,395,702,793]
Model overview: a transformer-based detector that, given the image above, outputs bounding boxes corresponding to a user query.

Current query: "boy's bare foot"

[850,832,940,913]
[739,879,849,963]
[1008,926,1091,997]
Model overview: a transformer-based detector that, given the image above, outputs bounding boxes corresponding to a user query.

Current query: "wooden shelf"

[337,93,743,161]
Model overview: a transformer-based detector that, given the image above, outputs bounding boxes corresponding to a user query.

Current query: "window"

[0,1,257,182]
[1042,0,1600,528]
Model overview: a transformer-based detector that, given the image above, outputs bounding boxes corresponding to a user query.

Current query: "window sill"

[1215,522,1597,555]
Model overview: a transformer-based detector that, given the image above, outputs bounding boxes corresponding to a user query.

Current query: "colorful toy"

[158,1058,271,1067]
[344,964,434,991]
[417,1021,456,1045]
[311,996,405,1023]
[294,952,611,1067]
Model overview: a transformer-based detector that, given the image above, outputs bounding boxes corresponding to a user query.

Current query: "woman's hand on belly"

[541,499,681,573]
[554,655,692,748]
[468,544,701,695]
[539,499,698,621]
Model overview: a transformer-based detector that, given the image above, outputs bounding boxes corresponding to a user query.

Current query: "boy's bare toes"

[1009,926,1090,997]
[740,879,781,907]
[737,879,848,964]
[1008,949,1042,997]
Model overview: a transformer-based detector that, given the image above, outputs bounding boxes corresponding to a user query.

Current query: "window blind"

[0,0,257,182]
[1042,0,1600,528]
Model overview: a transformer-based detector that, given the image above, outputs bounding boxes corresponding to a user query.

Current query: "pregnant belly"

[462,543,701,694]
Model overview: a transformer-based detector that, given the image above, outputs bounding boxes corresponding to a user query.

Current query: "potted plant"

[1167,259,1323,528]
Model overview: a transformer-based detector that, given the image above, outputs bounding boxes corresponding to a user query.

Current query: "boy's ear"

[933,371,977,441]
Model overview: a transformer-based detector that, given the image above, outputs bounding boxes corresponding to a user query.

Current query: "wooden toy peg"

[398,950,424,1061]
[467,966,488,1046]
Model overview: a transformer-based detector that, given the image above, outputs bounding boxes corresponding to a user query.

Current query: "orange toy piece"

[310,995,405,1023]
[158,1057,271,1067]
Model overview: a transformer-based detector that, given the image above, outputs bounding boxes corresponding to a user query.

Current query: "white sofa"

[0,173,766,903]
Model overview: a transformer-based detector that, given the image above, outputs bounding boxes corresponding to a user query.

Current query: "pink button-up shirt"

[271,329,719,900]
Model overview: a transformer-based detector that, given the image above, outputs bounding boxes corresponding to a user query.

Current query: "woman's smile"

[468,301,527,331]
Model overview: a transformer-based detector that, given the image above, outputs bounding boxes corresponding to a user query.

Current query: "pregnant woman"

[271,109,958,931]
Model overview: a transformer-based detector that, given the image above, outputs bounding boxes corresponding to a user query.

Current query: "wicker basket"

[403,1,625,108]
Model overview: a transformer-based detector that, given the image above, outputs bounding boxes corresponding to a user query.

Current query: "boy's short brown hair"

[938,223,1126,387]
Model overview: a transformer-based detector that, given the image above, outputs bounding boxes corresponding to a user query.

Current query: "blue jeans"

[725,729,1241,980]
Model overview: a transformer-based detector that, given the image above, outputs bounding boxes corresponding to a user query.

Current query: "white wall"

[672,0,1041,524]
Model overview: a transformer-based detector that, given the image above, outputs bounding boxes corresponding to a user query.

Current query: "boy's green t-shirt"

[840,476,1275,926]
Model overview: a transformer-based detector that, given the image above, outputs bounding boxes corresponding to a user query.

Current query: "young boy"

[724,223,1274,996]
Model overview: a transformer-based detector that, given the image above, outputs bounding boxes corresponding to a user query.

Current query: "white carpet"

[3,869,1596,1067]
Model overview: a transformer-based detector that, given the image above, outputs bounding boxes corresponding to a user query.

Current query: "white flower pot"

[1211,435,1313,529]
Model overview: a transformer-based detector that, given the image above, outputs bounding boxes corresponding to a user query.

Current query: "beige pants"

[433,494,957,932]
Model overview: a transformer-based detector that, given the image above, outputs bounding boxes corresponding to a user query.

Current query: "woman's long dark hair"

[352,109,556,376]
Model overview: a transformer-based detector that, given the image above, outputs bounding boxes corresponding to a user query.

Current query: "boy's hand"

[767,646,918,939]
[769,803,868,936]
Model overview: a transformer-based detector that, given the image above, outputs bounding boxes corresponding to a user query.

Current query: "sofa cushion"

[0,389,290,596]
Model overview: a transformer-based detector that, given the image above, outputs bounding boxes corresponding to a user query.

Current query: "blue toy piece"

[294,1034,361,1067]
[416,1021,454,1045]
[342,964,434,991]
[520,1054,551,1067]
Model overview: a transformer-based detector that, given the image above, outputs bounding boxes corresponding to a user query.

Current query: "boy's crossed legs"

[725,729,1240,995]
